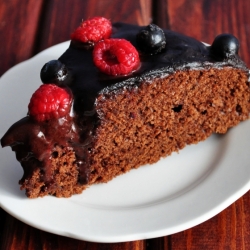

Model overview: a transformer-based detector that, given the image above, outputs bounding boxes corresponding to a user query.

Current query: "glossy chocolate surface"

[1,22,249,190]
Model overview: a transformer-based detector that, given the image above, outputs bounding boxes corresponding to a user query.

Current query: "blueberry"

[40,60,70,85]
[136,24,166,55]
[211,34,239,59]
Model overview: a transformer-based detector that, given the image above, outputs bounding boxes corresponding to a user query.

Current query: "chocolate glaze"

[1,22,249,192]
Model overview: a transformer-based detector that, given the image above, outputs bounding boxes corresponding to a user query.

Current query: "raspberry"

[28,84,72,122]
[70,17,112,44]
[93,39,140,76]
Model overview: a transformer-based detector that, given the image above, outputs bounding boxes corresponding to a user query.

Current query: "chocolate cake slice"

[1,18,250,198]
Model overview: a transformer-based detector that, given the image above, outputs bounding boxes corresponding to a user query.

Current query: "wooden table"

[1,0,250,249]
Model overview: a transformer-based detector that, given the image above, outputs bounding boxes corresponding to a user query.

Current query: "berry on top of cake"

[1,17,250,198]
[70,16,112,44]
[136,23,166,55]
[28,84,73,122]
[93,38,140,76]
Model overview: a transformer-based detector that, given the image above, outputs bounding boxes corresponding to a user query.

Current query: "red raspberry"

[93,39,140,76]
[28,84,72,122]
[70,17,112,43]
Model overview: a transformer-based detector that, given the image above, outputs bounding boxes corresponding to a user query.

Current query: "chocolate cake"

[1,18,250,198]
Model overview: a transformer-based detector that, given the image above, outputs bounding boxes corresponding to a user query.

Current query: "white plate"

[0,41,250,243]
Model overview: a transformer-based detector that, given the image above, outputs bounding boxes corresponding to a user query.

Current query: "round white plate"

[0,41,250,243]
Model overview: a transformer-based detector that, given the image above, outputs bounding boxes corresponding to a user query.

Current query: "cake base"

[20,67,250,198]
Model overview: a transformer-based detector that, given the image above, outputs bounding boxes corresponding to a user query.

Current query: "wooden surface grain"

[0,0,43,76]
[0,0,250,249]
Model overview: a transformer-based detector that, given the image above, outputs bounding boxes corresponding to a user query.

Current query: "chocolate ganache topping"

[1,22,248,188]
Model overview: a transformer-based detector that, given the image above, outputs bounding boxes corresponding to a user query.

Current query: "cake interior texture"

[1,22,250,198]
[20,67,250,198]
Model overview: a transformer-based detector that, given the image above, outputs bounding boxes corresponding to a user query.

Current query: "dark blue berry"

[211,34,239,59]
[40,60,70,85]
[136,24,166,55]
